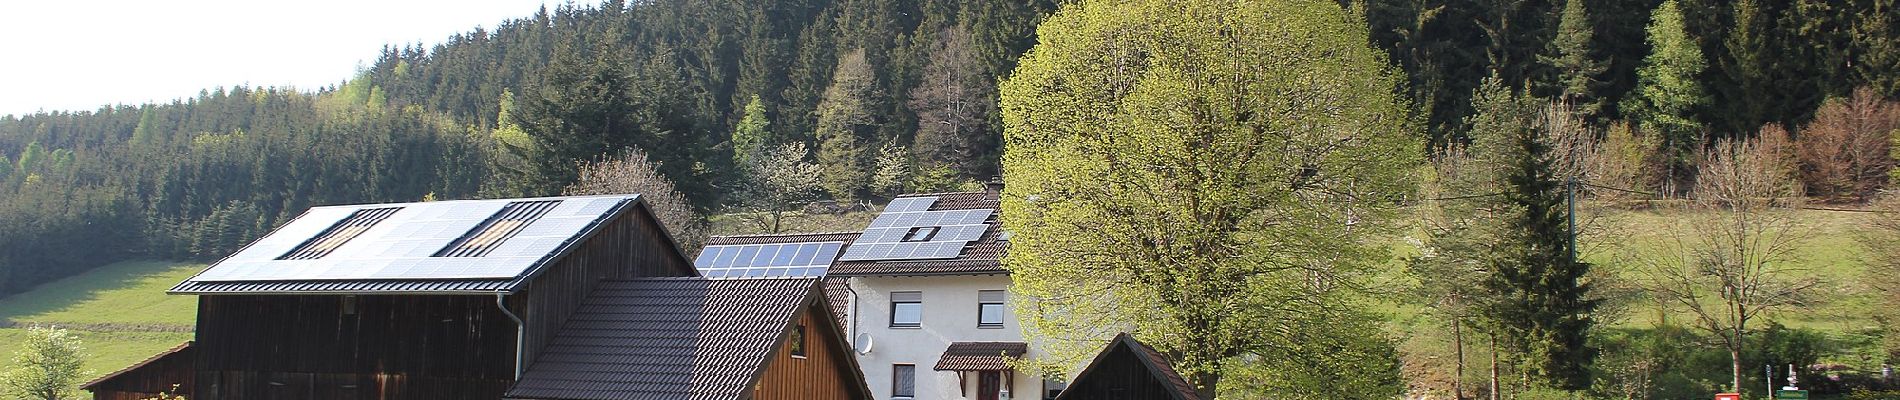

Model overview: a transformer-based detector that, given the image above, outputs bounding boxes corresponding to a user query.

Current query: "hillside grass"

[0,260,202,381]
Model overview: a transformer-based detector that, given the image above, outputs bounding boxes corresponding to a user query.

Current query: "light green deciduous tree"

[999,0,1418,398]
[1,326,89,400]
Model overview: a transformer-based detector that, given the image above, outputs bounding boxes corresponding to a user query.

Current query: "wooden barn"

[86,194,738,400]
[1053,333,1201,400]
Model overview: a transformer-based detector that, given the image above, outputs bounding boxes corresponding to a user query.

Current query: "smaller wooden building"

[82,342,195,400]
[1053,333,1201,400]
[503,277,873,400]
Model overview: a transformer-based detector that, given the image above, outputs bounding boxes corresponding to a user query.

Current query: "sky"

[0,0,564,117]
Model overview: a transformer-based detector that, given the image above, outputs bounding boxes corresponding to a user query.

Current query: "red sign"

[1715,393,1742,400]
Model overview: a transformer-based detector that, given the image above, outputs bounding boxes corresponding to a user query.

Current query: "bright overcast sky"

[0,0,566,117]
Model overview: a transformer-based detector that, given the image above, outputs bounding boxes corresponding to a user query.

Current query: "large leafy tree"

[999,0,1418,397]
[0,326,88,400]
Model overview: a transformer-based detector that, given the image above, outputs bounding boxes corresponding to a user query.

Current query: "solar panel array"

[278,207,401,260]
[434,200,561,257]
[838,196,993,262]
[693,242,844,278]
[188,195,637,282]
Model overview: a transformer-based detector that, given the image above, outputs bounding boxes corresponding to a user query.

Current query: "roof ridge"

[709,231,862,239]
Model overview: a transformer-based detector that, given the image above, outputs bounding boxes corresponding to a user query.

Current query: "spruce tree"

[1623,0,1707,190]
[1468,78,1598,391]
[1539,0,1607,120]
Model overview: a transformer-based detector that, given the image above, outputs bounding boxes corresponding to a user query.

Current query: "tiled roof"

[829,191,1008,277]
[82,341,193,389]
[504,278,818,400]
[933,342,1027,371]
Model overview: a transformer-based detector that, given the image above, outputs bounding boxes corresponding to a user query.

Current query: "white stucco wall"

[842,274,1045,400]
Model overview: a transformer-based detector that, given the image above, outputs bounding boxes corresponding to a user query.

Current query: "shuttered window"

[890,291,923,328]
[977,290,1006,328]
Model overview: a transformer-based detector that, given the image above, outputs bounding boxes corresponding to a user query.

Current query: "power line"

[1579,182,1656,197]
[1423,192,1506,201]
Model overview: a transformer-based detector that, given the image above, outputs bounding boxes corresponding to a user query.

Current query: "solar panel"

[188,195,639,282]
[885,196,938,213]
[841,209,996,261]
[692,241,845,279]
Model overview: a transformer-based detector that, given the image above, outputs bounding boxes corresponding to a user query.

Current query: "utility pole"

[1567,176,1578,264]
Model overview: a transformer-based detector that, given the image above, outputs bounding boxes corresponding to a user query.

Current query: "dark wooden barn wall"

[752,301,867,400]
[510,206,693,368]
[1063,346,1178,400]
[192,295,515,400]
[88,345,195,400]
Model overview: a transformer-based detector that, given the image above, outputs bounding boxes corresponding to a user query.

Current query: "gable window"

[977,290,1006,328]
[789,323,807,358]
[893,364,917,399]
[434,200,559,257]
[890,291,923,328]
[278,207,401,260]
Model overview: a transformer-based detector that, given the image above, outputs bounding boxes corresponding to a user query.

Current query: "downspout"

[845,279,861,347]
[496,293,526,380]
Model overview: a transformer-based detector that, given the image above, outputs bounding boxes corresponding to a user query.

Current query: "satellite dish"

[855,333,875,355]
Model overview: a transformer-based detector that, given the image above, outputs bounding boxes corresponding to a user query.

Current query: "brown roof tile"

[933,342,1027,371]
[504,278,818,400]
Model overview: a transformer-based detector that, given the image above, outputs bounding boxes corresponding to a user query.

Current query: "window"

[789,324,806,358]
[1043,378,1068,400]
[278,207,400,260]
[434,200,560,257]
[902,226,938,242]
[890,292,923,328]
[893,364,916,399]
[978,290,1006,328]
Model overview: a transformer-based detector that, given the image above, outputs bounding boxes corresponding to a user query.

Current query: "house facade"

[698,189,1051,400]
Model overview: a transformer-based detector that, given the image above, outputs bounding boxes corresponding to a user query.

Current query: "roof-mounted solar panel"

[434,200,561,257]
[277,207,401,260]
[692,241,844,279]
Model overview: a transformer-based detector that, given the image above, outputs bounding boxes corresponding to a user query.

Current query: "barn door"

[978,371,1001,400]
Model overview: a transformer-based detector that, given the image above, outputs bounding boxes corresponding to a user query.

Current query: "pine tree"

[1852,0,1899,97]
[813,49,877,201]
[908,24,994,178]
[1539,0,1607,120]
[1623,0,1708,190]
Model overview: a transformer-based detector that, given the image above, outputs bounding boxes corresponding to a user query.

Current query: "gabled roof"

[172,194,689,295]
[1055,333,1201,400]
[504,277,871,400]
[828,191,1008,276]
[933,342,1027,371]
[82,341,193,390]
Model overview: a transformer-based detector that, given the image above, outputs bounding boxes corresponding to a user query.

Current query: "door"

[979,371,1001,400]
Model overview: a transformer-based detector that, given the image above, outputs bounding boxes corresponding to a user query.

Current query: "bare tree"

[1796,88,1899,201]
[1864,194,1900,361]
[907,24,993,177]
[1635,132,1817,395]
[563,147,707,253]
[737,143,823,233]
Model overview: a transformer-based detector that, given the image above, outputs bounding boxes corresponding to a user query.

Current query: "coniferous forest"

[0,0,1893,324]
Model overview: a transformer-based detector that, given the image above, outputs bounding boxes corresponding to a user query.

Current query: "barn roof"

[503,277,867,400]
[171,194,687,295]
[826,191,1009,277]
[1055,333,1201,400]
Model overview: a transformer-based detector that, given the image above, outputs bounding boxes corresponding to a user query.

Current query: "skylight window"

[434,200,560,257]
[277,207,401,260]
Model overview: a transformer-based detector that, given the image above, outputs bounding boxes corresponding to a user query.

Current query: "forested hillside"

[0,0,1052,296]
[0,0,1894,301]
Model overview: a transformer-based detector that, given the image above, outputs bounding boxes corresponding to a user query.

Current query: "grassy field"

[0,260,203,381]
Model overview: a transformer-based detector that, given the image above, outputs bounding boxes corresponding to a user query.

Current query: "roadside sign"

[1775,390,1809,400]
[1715,393,1740,400]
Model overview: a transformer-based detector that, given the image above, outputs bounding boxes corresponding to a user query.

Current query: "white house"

[696,189,1056,400]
